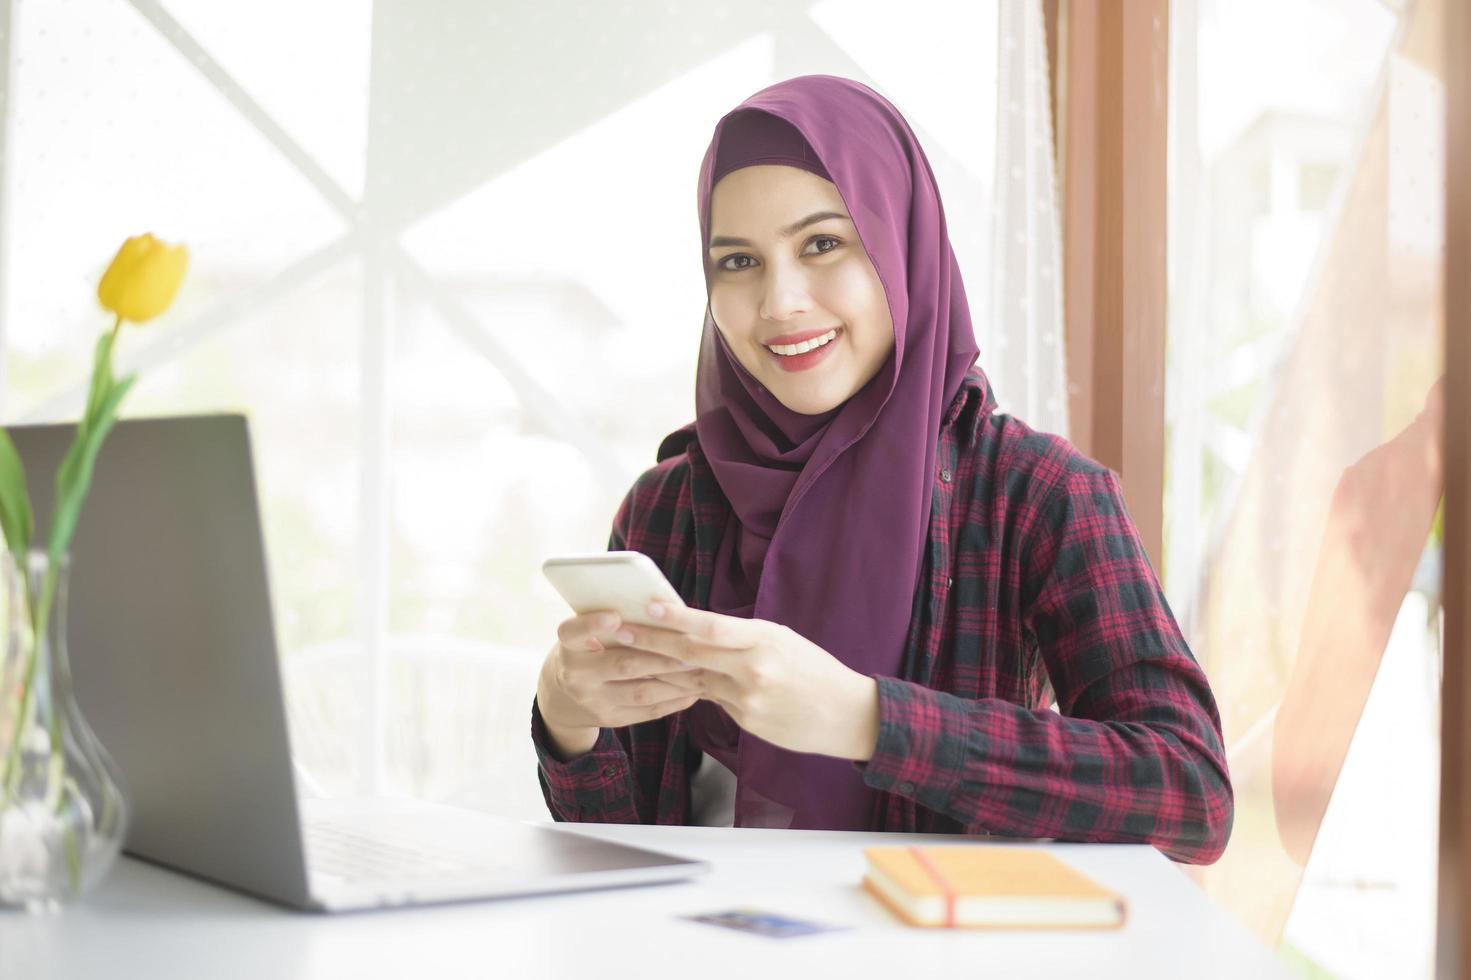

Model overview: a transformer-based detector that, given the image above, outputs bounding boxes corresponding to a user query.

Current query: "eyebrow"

[707,210,852,251]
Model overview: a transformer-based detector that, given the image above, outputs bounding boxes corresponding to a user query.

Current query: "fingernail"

[647,602,665,619]
[614,630,635,645]
[597,613,619,629]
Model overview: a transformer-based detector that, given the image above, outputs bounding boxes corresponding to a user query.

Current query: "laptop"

[8,414,709,912]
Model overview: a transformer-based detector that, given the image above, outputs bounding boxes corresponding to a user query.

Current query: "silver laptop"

[8,414,708,912]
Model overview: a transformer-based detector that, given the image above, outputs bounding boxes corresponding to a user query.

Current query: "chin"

[773,379,853,416]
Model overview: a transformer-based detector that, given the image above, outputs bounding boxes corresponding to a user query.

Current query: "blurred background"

[0,1,1447,977]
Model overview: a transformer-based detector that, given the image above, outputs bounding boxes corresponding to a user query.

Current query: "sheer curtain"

[1166,0,1444,975]
[985,0,1068,438]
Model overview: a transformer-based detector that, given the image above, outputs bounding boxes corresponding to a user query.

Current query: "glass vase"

[0,549,128,912]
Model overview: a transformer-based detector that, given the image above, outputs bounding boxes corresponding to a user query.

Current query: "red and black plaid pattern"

[531,369,1234,864]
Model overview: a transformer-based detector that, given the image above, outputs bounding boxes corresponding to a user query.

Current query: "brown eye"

[717,254,755,272]
[715,236,840,273]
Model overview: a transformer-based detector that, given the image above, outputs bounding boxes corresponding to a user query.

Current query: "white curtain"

[985,0,1069,438]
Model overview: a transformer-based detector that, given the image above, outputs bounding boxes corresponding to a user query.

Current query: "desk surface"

[1,822,1287,980]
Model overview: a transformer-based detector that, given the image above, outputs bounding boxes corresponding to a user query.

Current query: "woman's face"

[706,165,895,415]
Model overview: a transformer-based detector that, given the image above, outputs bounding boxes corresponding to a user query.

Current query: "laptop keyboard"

[304,821,509,881]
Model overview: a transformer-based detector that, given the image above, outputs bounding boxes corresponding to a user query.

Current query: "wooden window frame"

[1438,1,1469,976]
[1049,0,1170,571]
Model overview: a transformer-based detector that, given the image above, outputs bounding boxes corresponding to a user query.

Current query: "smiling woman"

[529,74,1233,863]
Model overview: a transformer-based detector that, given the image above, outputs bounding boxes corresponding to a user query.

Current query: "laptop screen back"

[9,415,312,907]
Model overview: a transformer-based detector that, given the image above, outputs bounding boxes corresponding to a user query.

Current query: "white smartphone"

[541,551,688,628]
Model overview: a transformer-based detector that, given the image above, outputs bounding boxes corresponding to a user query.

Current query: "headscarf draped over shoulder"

[684,75,980,829]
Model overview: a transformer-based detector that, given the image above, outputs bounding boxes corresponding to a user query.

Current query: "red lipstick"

[764,327,842,373]
[763,326,842,346]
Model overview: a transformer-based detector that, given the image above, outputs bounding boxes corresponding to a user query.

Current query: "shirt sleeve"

[530,694,642,823]
[855,464,1235,865]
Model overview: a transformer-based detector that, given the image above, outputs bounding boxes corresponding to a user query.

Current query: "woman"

[530,75,1233,864]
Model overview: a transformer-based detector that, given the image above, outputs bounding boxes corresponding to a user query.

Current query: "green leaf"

[0,427,32,557]
[47,373,135,565]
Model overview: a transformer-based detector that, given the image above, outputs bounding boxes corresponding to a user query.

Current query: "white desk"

[1,822,1288,980]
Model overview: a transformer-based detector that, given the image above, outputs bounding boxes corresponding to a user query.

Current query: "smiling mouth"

[763,327,842,357]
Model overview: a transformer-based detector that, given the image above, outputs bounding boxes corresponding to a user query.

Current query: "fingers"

[604,650,697,680]
[594,680,699,727]
[645,603,754,648]
[654,665,741,706]
[602,676,695,710]
[606,691,700,727]
[556,610,623,652]
[615,623,742,674]
[559,617,691,682]
[554,612,710,728]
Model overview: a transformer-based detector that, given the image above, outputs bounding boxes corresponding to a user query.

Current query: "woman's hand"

[618,603,881,761]
[536,610,702,759]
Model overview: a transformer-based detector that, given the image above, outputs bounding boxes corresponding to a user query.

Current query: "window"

[2,3,1056,824]
[1167,1,1442,976]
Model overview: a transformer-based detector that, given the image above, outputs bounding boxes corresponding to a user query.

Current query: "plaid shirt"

[531,369,1233,864]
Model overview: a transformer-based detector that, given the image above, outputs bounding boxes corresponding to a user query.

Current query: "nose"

[758,259,812,322]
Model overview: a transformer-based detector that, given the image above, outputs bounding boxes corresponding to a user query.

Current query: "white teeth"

[767,328,838,356]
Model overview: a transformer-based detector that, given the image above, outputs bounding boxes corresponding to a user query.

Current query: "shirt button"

[939,468,952,483]
[946,577,953,589]
[602,765,620,778]
[898,781,916,795]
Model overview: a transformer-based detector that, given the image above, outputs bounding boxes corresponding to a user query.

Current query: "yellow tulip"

[96,233,188,323]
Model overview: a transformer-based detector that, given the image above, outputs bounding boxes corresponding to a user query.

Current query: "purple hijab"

[685,75,980,829]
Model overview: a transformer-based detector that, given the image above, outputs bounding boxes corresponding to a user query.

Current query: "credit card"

[681,907,849,939]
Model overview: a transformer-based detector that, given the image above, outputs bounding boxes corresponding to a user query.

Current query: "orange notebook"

[862,845,1127,930]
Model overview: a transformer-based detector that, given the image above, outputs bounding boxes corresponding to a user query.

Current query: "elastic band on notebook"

[908,846,957,928]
